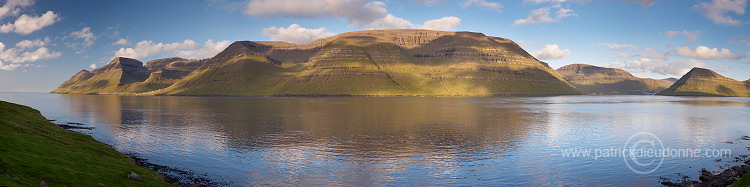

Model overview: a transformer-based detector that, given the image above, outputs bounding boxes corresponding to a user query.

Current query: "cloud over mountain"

[675,46,743,59]
[114,39,231,60]
[244,0,387,28]
[607,58,705,76]
[532,44,571,60]
[262,24,336,44]
[244,0,461,30]
[513,6,574,25]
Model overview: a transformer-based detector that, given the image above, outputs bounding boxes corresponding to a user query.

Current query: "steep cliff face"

[657,68,750,97]
[556,64,674,95]
[55,29,583,96]
[52,57,150,94]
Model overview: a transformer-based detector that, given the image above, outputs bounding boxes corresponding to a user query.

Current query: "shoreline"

[52,120,229,186]
[660,136,750,186]
[0,101,171,186]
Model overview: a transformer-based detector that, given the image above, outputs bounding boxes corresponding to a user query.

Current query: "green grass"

[0,100,171,187]
[734,172,750,187]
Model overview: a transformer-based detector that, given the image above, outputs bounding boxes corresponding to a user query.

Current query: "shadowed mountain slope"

[657,67,750,97]
[556,64,674,95]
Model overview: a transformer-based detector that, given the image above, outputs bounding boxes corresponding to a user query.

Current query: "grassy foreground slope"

[557,64,674,94]
[657,67,750,97]
[0,100,170,186]
[150,29,582,96]
[734,172,750,187]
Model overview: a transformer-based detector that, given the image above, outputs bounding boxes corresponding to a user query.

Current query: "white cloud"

[370,14,416,29]
[370,15,461,30]
[693,0,747,26]
[675,46,743,59]
[601,44,715,76]
[665,30,701,41]
[621,0,656,7]
[461,0,502,11]
[607,44,671,61]
[598,42,638,50]
[9,47,61,63]
[114,39,231,60]
[175,40,231,59]
[68,27,96,48]
[89,63,97,69]
[245,0,387,28]
[513,6,574,25]
[112,38,131,46]
[514,8,553,25]
[0,10,59,35]
[245,0,458,30]
[531,44,571,60]
[0,61,20,70]
[0,41,61,71]
[420,16,461,30]
[0,0,34,20]
[607,58,705,76]
[15,37,48,49]
[556,7,574,19]
[262,24,336,44]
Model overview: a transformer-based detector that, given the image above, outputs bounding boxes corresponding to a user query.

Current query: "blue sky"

[0,0,748,92]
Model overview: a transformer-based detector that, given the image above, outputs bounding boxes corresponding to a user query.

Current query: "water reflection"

[39,94,749,186]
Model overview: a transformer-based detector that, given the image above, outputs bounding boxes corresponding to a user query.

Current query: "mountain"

[556,64,674,95]
[54,29,583,96]
[52,57,203,94]
[53,57,150,94]
[657,67,750,97]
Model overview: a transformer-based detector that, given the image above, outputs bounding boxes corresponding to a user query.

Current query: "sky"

[0,0,749,92]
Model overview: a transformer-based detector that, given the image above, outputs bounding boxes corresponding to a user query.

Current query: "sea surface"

[1,93,749,186]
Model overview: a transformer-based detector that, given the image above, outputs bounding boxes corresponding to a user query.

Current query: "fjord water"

[1,93,749,186]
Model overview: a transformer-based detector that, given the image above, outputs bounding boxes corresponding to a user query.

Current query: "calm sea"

[1,93,749,186]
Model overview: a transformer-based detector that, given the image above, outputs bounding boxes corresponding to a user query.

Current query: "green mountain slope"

[52,57,203,94]
[55,29,583,96]
[556,64,674,95]
[0,100,170,186]
[657,67,750,97]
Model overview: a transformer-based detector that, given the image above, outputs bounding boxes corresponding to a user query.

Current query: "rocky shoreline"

[126,153,231,187]
[51,119,230,187]
[660,136,750,186]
